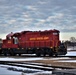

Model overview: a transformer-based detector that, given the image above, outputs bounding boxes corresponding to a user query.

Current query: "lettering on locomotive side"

[37,37,43,40]
[30,38,36,40]
[44,37,49,40]
[30,37,49,41]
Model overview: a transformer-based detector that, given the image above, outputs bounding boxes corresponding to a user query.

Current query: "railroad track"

[0,61,53,71]
[0,55,76,74]
[0,61,75,71]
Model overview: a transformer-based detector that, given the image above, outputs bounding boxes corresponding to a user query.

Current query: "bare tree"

[70,37,76,50]
[70,37,76,42]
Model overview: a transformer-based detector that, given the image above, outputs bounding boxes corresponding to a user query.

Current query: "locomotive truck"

[0,29,67,56]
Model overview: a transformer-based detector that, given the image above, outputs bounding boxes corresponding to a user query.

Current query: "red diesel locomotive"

[0,29,67,56]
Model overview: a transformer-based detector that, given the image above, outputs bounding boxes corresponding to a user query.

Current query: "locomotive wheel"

[0,50,2,55]
[3,49,8,56]
[55,54,58,57]
[19,54,21,56]
[42,49,46,57]
[36,50,41,57]
[43,53,46,57]
[9,49,16,56]
[36,52,41,56]
[48,49,53,56]
[11,53,16,56]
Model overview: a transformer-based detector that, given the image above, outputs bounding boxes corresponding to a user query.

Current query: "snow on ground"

[0,65,42,75]
[0,64,43,72]
[0,57,52,75]
[0,57,72,62]
[66,51,76,56]
[0,57,43,61]
[0,65,52,75]
[0,67,21,75]
[66,46,76,56]
[26,71,52,75]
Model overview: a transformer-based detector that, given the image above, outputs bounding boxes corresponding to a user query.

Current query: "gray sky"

[0,0,76,40]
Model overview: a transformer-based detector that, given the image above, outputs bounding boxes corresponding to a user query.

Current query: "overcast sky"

[0,0,76,40]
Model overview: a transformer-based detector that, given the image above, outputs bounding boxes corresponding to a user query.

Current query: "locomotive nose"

[58,43,67,55]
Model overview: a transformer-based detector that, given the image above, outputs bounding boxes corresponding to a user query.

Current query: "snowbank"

[0,57,43,61]
[0,67,21,75]
[66,51,76,56]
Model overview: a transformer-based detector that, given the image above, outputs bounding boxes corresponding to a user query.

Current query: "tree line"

[64,37,76,46]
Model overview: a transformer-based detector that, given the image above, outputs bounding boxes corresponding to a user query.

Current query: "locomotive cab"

[1,33,18,56]
[6,32,19,45]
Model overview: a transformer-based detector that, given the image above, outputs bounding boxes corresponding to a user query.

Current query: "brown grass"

[29,59,76,68]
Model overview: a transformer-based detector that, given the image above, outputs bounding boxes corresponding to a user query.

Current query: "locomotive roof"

[7,29,59,37]
[23,29,59,35]
[30,29,59,33]
[26,29,59,32]
[12,33,20,36]
[18,29,59,34]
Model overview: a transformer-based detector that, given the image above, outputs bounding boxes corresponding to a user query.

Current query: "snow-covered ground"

[0,67,52,75]
[66,51,76,56]
[0,57,75,75]
[66,46,76,56]
[0,64,52,75]
[0,68,52,75]
[0,57,52,75]
[0,57,43,61]
[0,67,21,75]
